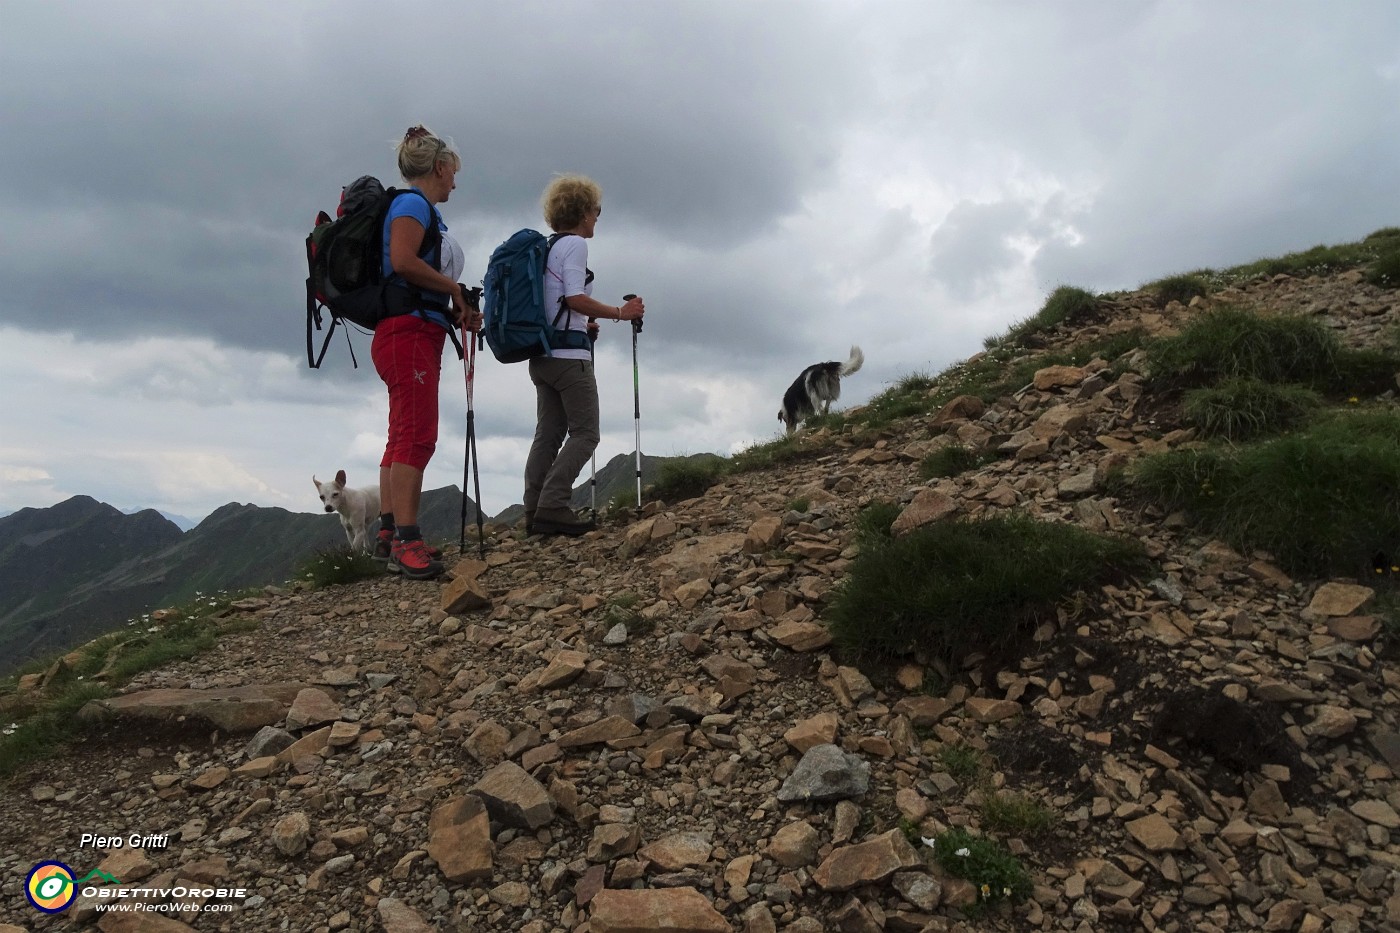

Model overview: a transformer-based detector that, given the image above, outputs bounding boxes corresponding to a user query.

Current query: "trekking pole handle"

[459,284,485,349]
[623,294,641,333]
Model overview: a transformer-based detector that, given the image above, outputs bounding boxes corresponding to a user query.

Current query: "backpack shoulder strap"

[386,189,442,260]
[544,233,567,326]
[382,189,447,315]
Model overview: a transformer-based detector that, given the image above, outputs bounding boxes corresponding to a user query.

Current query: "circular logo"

[26,861,77,913]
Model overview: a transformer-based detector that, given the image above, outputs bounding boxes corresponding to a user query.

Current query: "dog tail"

[840,345,864,377]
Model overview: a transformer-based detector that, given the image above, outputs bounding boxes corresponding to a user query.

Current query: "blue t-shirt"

[382,188,452,330]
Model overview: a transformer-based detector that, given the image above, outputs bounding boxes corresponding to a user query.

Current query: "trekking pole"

[625,294,642,512]
[459,287,487,559]
[588,317,598,518]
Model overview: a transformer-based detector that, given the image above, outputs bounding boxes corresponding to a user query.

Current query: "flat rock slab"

[811,829,920,891]
[80,683,309,733]
[377,898,435,933]
[589,886,731,932]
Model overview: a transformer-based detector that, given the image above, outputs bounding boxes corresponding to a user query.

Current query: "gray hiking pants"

[524,357,600,512]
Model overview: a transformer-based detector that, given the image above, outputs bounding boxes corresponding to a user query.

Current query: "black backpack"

[304,176,445,368]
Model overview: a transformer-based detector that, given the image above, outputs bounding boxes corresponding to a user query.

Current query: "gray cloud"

[1,0,1397,519]
[0,0,866,355]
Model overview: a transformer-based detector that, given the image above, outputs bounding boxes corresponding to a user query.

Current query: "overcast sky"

[2,0,1397,524]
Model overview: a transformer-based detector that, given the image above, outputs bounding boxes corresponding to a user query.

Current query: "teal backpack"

[481,230,593,363]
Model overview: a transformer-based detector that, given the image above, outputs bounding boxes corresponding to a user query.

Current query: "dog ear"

[335,469,347,486]
[313,475,321,489]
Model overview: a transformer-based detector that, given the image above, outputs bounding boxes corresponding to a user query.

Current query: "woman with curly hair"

[525,174,645,536]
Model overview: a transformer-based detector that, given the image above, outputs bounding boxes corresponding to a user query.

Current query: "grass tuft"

[1220,241,1386,282]
[980,791,1060,836]
[930,827,1033,908]
[937,741,987,782]
[920,444,994,480]
[1146,306,1341,389]
[0,682,113,777]
[852,500,902,541]
[101,619,219,683]
[1130,409,1400,576]
[826,513,1149,666]
[730,434,818,472]
[1149,273,1210,308]
[1365,247,1400,289]
[648,455,727,503]
[296,548,383,588]
[1182,378,1321,441]
[988,286,1099,349]
[852,378,937,428]
[599,591,653,637]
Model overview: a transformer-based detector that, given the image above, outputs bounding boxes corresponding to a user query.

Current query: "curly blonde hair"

[541,174,602,232]
[396,125,461,182]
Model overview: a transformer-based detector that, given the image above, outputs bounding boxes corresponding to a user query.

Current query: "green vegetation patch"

[648,455,728,503]
[1148,273,1210,308]
[987,286,1099,349]
[850,372,937,429]
[0,585,281,777]
[1146,306,1341,389]
[599,591,652,637]
[1219,239,1387,283]
[937,741,988,782]
[1147,305,1400,399]
[1170,228,1400,290]
[0,682,111,777]
[825,511,1149,666]
[1182,378,1321,441]
[980,790,1060,836]
[930,827,1033,908]
[1130,409,1400,576]
[920,444,995,480]
[1365,247,1400,290]
[729,433,820,472]
[297,547,383,588]
[1327,347,1400,398]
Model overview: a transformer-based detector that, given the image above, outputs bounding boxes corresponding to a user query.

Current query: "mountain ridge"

[0,450,717,674]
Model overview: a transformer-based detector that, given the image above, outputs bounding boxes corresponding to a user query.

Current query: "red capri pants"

[372,314,448,471]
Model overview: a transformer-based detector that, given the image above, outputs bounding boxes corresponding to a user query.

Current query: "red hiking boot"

[387,538,444,579]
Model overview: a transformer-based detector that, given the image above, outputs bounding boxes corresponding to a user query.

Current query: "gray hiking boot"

[532,507,595,537]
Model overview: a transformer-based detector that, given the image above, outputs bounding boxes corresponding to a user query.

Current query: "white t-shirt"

[541,234,592,361]
[439,230,464,282]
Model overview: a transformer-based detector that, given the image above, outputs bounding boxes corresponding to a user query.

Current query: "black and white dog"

[778,345,864,434]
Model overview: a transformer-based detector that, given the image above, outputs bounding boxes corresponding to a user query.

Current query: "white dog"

[312,470,380,553]
[778,345,864,434]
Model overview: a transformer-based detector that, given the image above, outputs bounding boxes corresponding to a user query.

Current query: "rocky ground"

[1,270,1398,933]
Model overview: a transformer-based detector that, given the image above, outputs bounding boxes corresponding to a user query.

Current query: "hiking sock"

[379,513,396,535]
[396,524,422,542]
